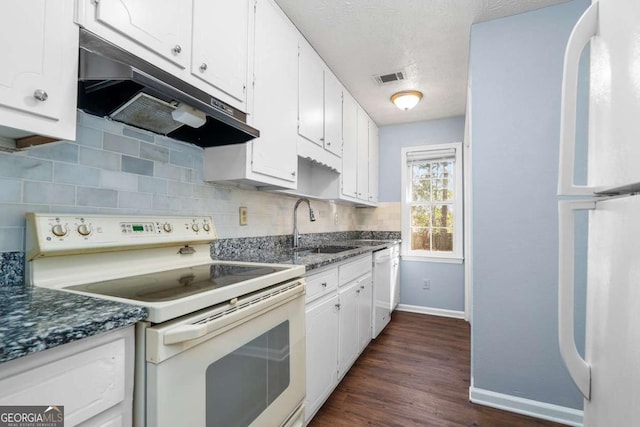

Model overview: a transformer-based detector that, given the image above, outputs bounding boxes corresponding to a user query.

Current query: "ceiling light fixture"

[391,90,423,111]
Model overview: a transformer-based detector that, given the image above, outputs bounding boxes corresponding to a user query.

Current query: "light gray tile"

[23,181,75,205]
[138,176,167,194]
[169,150,193,168]
[153,194,182,211]
[193,184,217,199]
[214,186,232,201]
[0,178,21,203]
[0,204,49,226]
[79,147,120,171]
[27,142,78,163]
[168,181,193,197]
[123,127,155,142]
[50,206,98,215]
[54,163,100,187]
[155,135,193,152]
[180,168,193,183]
[122,156,153,176]
[0,153,52,181]
[75,125,103,148]
[77,187,117,207]
[140,142,169,162]
[154,162,181,181]
[78,111,123,134]
[0,227,24,251]
[99,170,138,191]
[104,133,140,156]
[119,191,153,209]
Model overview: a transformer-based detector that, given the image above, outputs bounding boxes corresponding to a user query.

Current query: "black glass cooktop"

[65,263,288,302]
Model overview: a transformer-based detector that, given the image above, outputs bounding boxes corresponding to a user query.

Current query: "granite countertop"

[0,286,147,364]
[214,239,401,272]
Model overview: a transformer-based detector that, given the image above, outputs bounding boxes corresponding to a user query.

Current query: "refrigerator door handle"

[558,2,599,196]
[558,200,595,399]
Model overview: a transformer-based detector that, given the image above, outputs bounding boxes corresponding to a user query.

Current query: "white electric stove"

[25,213,307,427]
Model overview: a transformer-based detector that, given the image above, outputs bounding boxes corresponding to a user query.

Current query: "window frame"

[401,142,463,262]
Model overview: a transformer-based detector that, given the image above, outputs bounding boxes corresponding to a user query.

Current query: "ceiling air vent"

[373,70,406,85]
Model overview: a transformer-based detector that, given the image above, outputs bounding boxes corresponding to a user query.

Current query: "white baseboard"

[469,386,583,427]
[396,304,465,319]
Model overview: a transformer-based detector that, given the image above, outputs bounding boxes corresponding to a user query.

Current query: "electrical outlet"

[239,207,248,226]
[334,213,339,225]
[423,279,431,290]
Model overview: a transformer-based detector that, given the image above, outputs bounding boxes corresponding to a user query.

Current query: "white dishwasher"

[372,248,392,338]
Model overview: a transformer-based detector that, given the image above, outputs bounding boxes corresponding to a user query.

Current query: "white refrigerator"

[558,0,640,425]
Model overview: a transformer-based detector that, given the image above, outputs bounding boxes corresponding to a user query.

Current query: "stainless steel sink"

[294,246,358,255]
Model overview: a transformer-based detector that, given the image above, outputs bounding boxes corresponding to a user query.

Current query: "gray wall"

[378,116,466,311]
[470,0,589,409]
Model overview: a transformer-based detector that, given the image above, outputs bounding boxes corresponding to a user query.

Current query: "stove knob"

[77,224,92,236]
[51,224,67,237]
[163,223,173,233]
[203,223,211,232]
[191,223,200,232]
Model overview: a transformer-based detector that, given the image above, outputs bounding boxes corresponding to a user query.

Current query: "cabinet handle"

[172,45,182,55]
[356,289,361,294]
[199,63,207,72]
[33,89,48,102]
[327,141,331,146]
[291,171,296,176]
[360,285,365,289]
[335,303,341,310]
[320,137,324,141]
[321,282,327,287]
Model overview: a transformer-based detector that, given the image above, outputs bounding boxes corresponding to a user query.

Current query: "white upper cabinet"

[323,72,342,156]
[192,0,250,103]
[341,92,358,198]
[92,0,192,69]
[0,0,78,141]
[251,0,298,182]
[298,41,325,146]
[356,106,370,201]
[203,0,297,189]
[368,120,379,203]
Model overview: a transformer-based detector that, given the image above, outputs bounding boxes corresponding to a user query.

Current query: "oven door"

[145,280,306,427]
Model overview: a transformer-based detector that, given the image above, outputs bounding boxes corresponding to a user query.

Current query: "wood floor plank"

[309,312,568,427]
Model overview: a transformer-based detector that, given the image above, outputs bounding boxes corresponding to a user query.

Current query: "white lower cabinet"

[0,326,135,426]
[357,273,373,353]
[337,281,359,379]
[305,294,339,421]
[304,254,373,423]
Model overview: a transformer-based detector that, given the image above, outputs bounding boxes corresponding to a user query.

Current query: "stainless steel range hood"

[77,30,259,147]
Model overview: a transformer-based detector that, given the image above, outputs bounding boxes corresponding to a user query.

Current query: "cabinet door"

[324,72,342,156]
[341,92,358,198]
[0,0,78,140]
[94,0,192,69]
[298,42,324,146]
[338,282,359,378]
[192,0,250,103]
[251,0,298,182]
[356,107,369,200]
[357,274,373,353]
[305,295,339,421]
[368,121,379,203]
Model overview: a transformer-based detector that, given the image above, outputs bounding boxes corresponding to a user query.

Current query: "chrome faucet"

[293,198,316,249]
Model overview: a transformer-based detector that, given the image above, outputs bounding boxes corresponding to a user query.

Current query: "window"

[401,143,463,261]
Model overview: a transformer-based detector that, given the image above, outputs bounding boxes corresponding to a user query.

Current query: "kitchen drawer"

[339,254,372,286]
[305,267,339,304]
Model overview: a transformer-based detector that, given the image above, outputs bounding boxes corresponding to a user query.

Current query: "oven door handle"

[163,324,209,345]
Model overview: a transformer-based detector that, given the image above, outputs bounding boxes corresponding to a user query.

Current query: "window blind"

[406,148,456,164]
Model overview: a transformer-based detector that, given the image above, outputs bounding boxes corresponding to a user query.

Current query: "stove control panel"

[26,213,217,260]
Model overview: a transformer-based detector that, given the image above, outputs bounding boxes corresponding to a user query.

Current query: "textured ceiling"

[274,0,568,126]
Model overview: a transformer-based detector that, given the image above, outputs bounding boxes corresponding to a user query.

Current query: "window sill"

[400,255,463,264]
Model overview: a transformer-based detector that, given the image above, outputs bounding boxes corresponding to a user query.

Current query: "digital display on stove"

[132,225,144,232]
[64,263,290,303]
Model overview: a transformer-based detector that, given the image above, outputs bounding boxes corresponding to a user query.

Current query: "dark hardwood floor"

[309,312,567,427]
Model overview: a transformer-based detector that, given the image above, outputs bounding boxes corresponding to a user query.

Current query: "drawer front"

[306,268,339,303]
[339,255,372,286]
